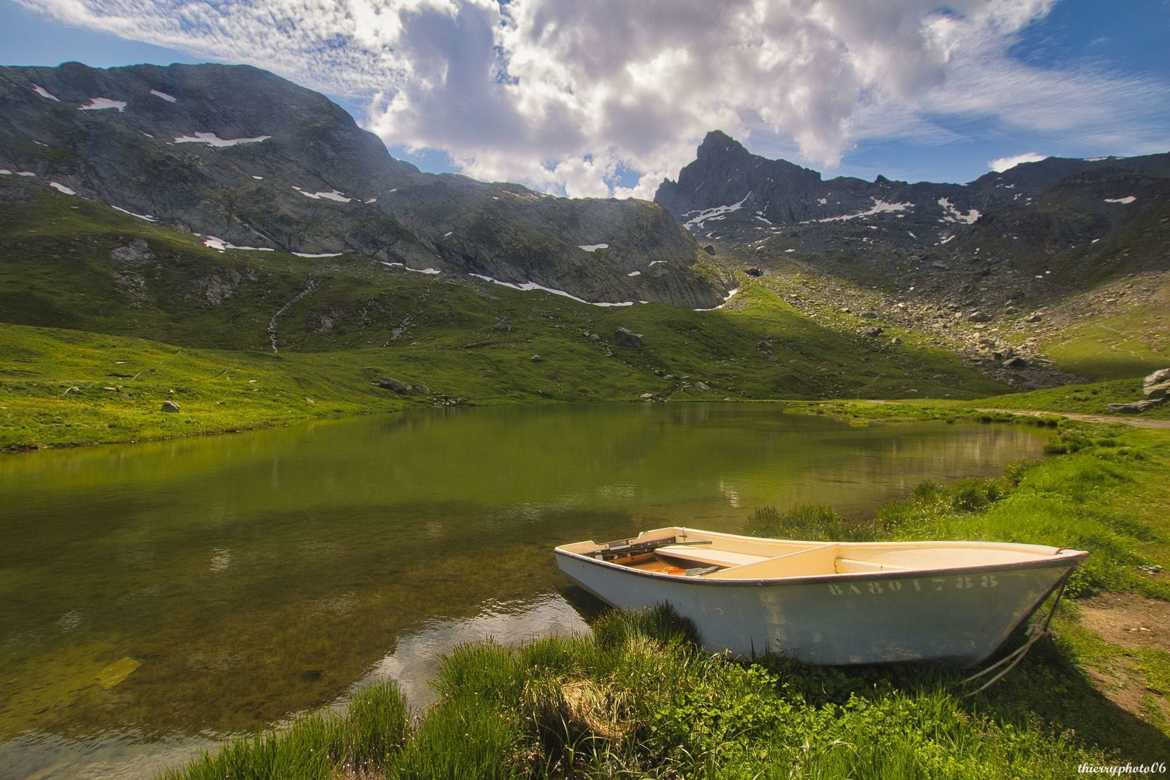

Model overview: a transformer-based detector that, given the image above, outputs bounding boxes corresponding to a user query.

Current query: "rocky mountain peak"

[695,130,750,161]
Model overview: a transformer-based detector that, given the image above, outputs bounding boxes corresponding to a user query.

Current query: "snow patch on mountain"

[469,273,634,307]
[809,198,912,223]
[112,205,157,222]
[683,192,751,230]
[49,182,76,195]
[201,235,274,252]
[578,243,609,252]
[938,198,980,224]
[32,85,60,102]
[294,186,352,203]
[150,89,177,103]
[694,287,740,311]
[174,132,271,147]
[1104,195,1136,204]
[79,98,127,112]
[381,262,441,274]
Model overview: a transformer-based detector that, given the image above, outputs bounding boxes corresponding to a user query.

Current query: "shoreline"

[4,390,1143,458]
[163,422,1170,776]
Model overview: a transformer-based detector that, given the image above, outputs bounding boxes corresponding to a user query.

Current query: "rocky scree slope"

[657,131,1170,385]
[0,62,723,308]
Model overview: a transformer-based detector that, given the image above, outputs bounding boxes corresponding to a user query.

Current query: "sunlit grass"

[165,682,409,780]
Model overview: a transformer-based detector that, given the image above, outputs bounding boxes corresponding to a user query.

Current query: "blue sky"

[3,0,1168,195]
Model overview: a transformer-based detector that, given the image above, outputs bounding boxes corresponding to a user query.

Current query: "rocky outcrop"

[1108,399,1164,413]
[110,238,154,264]
[613,327,643,348]
[1106,369,1170,413]
[1144,368,1170,400]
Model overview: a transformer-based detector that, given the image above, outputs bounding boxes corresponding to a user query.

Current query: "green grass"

[974,378,1170,419]
[0,192,1007,450]
[164,682,409,780]
[168,425,1170,778]
[1040,279,1170,379]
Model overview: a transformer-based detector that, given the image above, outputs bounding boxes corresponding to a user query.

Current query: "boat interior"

[558,527,1080,580]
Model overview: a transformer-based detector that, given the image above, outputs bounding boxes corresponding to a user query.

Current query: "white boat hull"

[556,532,1083,666]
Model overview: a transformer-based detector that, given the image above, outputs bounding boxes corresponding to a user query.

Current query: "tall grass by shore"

[166,420,1170,778]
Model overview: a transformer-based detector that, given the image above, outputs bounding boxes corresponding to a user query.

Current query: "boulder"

[161,400,181,413]
[863,326,883,337]
[613,327,643,348]
[968,311,992,323]
[1003,356,1028,369]
[702,244,717,255]
[1145,368,1170,386]
[744,267,763,277]
[530,354,544,363]
[1108,398,1165,414]
[374,376,413,394]
[1143,368,1170,398]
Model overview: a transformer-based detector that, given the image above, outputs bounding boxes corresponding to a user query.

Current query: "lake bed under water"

[0,403,1050,778]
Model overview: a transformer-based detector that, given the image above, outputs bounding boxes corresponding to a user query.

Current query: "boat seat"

[656,545,769,568]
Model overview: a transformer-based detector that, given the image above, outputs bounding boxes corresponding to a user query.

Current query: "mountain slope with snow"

[0,62,725,308]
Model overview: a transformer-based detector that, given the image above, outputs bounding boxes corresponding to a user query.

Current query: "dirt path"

[1076,593,1170,724]
[975,408,1170,430]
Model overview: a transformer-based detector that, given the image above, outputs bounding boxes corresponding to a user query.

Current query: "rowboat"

[555,527,1087,666]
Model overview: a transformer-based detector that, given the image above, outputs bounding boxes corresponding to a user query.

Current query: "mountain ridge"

[0,61,725,308]
[653,129,1170,386]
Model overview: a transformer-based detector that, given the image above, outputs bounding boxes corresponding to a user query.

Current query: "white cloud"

[18,0,1170,198]
[989,152,1048,172]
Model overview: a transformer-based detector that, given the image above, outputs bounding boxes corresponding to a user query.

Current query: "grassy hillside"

[1038,277,1170,379]
[0,191,1007,450]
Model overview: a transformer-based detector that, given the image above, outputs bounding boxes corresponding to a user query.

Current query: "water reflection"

[0,404,1049,778]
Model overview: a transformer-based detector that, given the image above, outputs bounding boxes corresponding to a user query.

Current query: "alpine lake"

[0,403,1052,778]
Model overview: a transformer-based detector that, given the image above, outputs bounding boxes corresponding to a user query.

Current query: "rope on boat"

[957,568,1074,697]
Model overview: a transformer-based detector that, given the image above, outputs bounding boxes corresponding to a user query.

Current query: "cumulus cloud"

[18,0,1170,198]
[989,152,1049,172]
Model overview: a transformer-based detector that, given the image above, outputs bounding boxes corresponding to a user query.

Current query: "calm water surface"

[0,404,1050,778]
